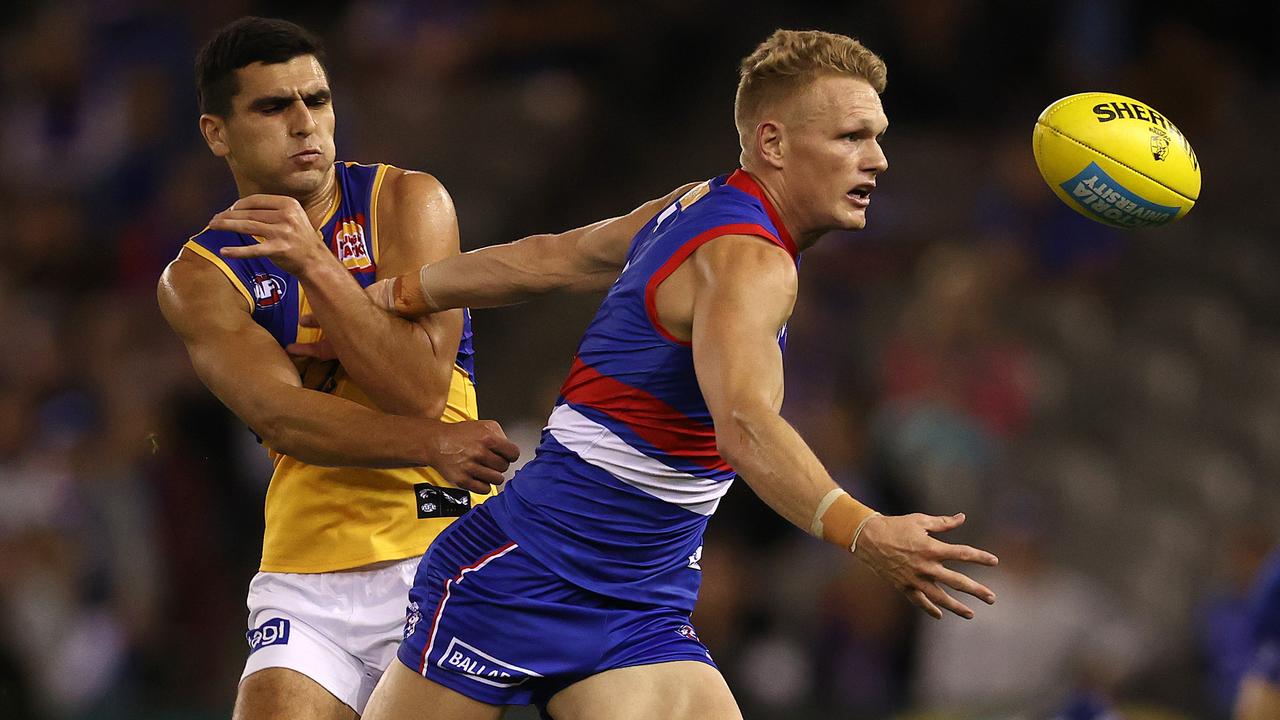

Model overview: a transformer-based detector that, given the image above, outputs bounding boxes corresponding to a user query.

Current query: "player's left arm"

[691,235,998,620]
[216,171,462,418]
[371,181,701,317]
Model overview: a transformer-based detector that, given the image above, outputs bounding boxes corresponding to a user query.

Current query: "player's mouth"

[290,148,324,164]
[847,182,875,208]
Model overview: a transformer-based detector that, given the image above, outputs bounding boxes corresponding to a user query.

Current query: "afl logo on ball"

[251,272,287,309]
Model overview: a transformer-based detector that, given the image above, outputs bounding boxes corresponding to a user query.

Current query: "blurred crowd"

[0,1,1276,719]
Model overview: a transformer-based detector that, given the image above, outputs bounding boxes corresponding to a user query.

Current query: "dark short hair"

[195,16,325,116]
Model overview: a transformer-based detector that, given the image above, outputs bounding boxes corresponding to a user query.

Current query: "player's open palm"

[426,419,521,493]
[212,194,331,276]
[854,512,998,620]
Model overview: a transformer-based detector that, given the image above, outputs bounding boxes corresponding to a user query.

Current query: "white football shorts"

[241,556,419,713]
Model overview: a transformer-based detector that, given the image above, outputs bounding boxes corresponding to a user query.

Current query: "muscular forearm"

[718,406,866,534]
[254,384,441,467]
[394,228,616,316]
[300,259,451,417]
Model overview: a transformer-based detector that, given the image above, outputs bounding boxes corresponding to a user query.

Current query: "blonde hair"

[735,29,887,149]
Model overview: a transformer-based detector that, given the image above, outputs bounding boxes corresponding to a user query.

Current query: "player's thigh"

[234,667,356,720]
[547,661,741,720]
[362,660,505,720]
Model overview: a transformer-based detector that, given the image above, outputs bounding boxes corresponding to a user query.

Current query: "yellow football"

[1032,92,1200,229]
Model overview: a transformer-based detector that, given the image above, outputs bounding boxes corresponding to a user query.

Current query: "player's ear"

[756,120,785,170]
[200,114,231,158]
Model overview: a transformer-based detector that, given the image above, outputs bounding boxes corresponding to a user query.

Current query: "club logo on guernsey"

[334,214,373,270]
[251,272,287,309]
[438,638,542,688]
[246,618,290,653]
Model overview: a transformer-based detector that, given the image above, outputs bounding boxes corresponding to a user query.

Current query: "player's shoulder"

[371,165,454,216]
[160,227,256,316]
[186,224,252,253]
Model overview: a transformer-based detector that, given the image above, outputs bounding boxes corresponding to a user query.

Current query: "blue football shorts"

[396,501,715,711]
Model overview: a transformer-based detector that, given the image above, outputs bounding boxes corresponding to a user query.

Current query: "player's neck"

[745,168,810,249]
[295,170,338,229]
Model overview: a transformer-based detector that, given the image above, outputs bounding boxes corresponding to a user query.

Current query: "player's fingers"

[447,475,487,494]
[931,540,999,567]
[212,218,275,239]
[921,512,966,533]
[219,242,281,259]
[299,313,319,328]
[921,582,975,620]
[933,566,996,604]
[464,464,507,488]
[232,194,293,211]
[216,209,287,228]
[909,588,943,620]
[472,449,512,473]
[488,437,521,463]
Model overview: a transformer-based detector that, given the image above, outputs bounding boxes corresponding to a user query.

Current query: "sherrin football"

[1032,92,1200,229]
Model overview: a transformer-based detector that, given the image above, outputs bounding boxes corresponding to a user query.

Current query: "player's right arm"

[689,234,998,620]
[370,182,700,317]
[157,251,518,492]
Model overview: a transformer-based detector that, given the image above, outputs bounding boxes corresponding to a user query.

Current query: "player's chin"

[281,166,329,193]
[836,206,868,231]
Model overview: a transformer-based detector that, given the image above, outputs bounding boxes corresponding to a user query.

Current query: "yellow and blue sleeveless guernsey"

[183,161,485,573]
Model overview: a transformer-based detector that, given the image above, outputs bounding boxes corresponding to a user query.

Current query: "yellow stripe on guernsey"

[183,237,254,311]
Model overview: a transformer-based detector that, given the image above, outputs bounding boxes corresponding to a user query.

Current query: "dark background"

[0,1,1277,718]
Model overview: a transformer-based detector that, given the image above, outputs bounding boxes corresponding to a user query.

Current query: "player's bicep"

[374,169,465,356]
[159,255,303,428]
[689,235,796,426]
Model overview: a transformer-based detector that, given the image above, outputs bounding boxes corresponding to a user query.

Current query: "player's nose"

[865,140,888,174]
[288,99,318,137]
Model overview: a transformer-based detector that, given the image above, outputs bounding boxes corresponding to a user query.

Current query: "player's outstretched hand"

[854,512,998,620]
[213,194,333,277]
[426,419,521,493]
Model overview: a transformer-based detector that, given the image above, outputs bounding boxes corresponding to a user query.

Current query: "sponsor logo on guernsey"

[1059,162,1180,228]
[250,272,287,309]
[246,618,290,653]
[676,624,701,642]
[334,214,373,270]
[438,638,542,688]
[414,483,471,519]
[404,601,422,639]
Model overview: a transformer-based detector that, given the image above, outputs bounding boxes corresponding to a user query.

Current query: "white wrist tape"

[810,488,848,538]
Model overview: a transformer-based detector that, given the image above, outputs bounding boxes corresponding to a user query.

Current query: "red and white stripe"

[419,542,518,675]
[545,404,733,516]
